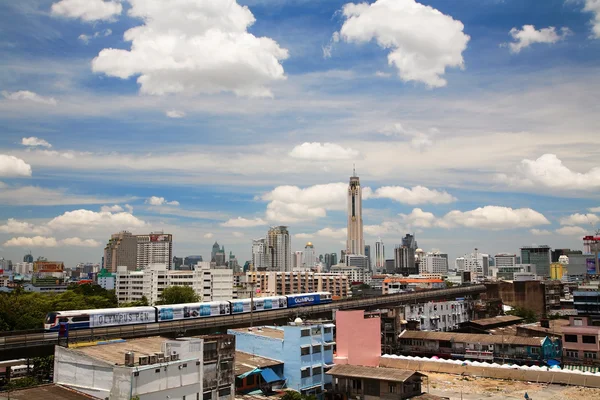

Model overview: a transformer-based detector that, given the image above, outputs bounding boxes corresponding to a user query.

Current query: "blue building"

[229,322,335,397]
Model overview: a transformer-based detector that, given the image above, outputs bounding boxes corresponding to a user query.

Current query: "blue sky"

[1,0,600,267]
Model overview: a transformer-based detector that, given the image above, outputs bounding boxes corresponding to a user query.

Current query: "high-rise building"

[184,255,203,267]
[267,226,291,272]
[364,244,371,271]
[324,253,333,271]
[228,251,240,273]
[419,252,449,275]
[173,256,183,269]
[136,232,173,270]
[211,242,220,261]
[211,242,226,266]
[252,238,269,270]
[495,253,517,268]
[346,169,364,256]
[456,249,489,281]
[521,245,551,278]
[375,238,385,271]
[292,251,303,269]
[330,252,338,266]
[303,242,316,268]
[394,246,418,276]
[23,253,33,263]
[103,231,138,272]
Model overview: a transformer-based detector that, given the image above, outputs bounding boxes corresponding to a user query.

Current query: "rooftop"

[468,315,524,327]
[326,364,424,382]
[0,384,94,399]
[235,351,282,376]
[230,326,285,340]
[399,330,547,347]
[74,336,172,365]
[517,319,570,337]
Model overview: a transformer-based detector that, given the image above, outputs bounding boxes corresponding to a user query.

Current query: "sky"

[0,0,600,268]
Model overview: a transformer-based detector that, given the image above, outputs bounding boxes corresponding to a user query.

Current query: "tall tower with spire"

[346,167,364,256]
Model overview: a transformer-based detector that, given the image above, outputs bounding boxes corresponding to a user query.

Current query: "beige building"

[242,271,350,298]
[104,231,173,272]
[104,231,138,272]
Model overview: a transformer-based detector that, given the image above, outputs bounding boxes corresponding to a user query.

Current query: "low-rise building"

[234,351,284,394]
[335,310,381,367]
[485,280,562,317]
[229,322,335,397]
[330,264,371,285]
[96,268,115,290]
[243,270,350,298]
[382,277,444,294]
[561,315,600,365]
[404,300,472,332]
[54,335,236,400]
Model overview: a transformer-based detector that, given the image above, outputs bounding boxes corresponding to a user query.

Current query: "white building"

[330,264,371,284]
[495,253,517,268]
[115,263,233,305]
[97,270,115,290]
[404,299,472,332]
[346,170,364,256]
[251,238,269,270]
[489,264,536,281]
[267,226,291,271]
[137,232,173,270]
[54,335,235,400]
[12,262,33,275]
[559,255,569,265]
[303,242,316,267]
[419,252,448,275]
[455,249,489,281]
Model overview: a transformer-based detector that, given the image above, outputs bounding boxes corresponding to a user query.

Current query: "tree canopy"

[157,286,200,305]
[506,306,537,323]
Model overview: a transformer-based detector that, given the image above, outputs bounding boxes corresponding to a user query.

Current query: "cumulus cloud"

[100,204,124,213]
[146,196,180,206]
[399,208,439,228]
[166,110,186,119]
[497,154,600,190]
[78,29,112,44]
[289,142,359,161]
[0,219,51,235]
[506,25,571,53]
[589,206,600,213]
[3,236,101,247]
[22,137,52,148]
[0,155,32,177]
[530,229,552,236]
[91,0,289,97]
[203,233,214,239]
[221,217,267,228]
[296,227,347,240]
[335,0,469,87]
[51,0,122,22]
[556,226,588,236]
[559,213,600,226]
[367,186,456,205]
[364,221,404,237]
[584,0,600,39]
[47,209,145,230]
[1,90,56,105]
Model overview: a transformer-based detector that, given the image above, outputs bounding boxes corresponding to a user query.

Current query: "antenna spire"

[353,163,356,177]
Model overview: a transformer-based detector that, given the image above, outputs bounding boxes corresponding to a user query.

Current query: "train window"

[45,313,57,324]
[72,316,89,323]
[59,318,68,323]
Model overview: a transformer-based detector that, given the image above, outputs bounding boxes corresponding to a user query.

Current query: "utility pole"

[249,263,256,329]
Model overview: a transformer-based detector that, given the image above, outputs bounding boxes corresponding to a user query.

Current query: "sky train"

[44,292,332,331]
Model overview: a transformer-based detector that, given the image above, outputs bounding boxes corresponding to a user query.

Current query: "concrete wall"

[496,281,546,315]
[335,311,381,367]
[380,357,600,388]
[53,346,114,399]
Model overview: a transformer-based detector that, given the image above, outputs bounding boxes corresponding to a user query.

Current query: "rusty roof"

[326,364,424,382]
[235,351,282,376]
[399,330,546,347]
[0,384,95,399]
[469,315,524,327]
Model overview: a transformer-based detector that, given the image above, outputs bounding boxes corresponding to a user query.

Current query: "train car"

[44,306,156,331]
[230,296,287,314]
[155,301,230,322]
[286,292,332,308]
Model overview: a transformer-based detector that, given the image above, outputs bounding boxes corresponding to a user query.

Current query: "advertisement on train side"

[230,297,287,314]
[287,294,321,307]
[90,310,153,328]
[157,302,229,321]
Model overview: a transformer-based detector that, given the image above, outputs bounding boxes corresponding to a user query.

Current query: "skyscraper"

[364,244,371,271]
[103,231,138,272]
[303,242,316,267]
[521,245,551,278]
[252,238,269,270]
[375,238,385,271]
[136,232,173,269]
[267,226,291,272]
[346,168,364,256]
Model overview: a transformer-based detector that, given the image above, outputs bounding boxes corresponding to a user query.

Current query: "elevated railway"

[0,285,485,360]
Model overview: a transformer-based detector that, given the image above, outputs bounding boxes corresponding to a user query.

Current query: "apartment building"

[404,300,472,331]
[244,271,350,298]
[562,315,600,365]
[137,232,173,269]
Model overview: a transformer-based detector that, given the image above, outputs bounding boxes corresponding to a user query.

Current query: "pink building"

[334,310,381,367]
[562,316,600,365]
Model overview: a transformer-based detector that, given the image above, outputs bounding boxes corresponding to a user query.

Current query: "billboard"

[587,258,597,275]
[150,234,171,242]
[287,294,320,307]
[33,261,64,273]
[90,310,152,328]
[156,302,229,321]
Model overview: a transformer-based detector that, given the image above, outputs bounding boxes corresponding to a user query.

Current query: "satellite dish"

[294,317,303,325]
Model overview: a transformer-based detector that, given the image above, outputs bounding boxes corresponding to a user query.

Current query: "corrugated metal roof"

[235,351,282,376]
[399,330,545,346]
[469,315,523,327]
[326,364,424,382]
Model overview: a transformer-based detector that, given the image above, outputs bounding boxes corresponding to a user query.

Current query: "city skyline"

[0,0,599,267]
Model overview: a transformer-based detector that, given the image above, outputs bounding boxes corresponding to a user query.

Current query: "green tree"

[445,280,455,288]
[3,376,39,391]
[280,391,316,400]
[120,295,149,308]
[156,286,200,305]
[506,306,537,323]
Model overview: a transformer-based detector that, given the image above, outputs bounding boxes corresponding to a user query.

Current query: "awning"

[238,368,261,379]
[261,368,283,383]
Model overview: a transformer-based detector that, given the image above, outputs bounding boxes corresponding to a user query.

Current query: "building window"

[566,350,579,358]
[389,384,397,393]
[301,329,310,337]
[311,327,322,335]
[218,388,231,397]
[352,379,362,390]
[584,352,598,359]
[203,392,212,400]
[313,366,322,375]
[574,318,583,326]
[324,345,332,352]
[324,327,332,334]
[301,347,310,356]
[313,345,321,354]
[530,347,540,354]
[301,368,310,379]
[583,335,597,344]
[564,335,578,343]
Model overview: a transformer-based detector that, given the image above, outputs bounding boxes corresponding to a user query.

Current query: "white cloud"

[379,122,435,151]
[100,204,124,213]
[203,233,214,239]
[51,0,123,22]
[0,185,131,206]
[498,154,600,190]
[336,0,469,87]
[399,208,439,228]
[79,29,113,44]
[368,186,456,205]
[364,221,404,237]
[0,155,32,177]
[289,142,359,161]
[589,206,600,213]
[556,226,588,236]
[506,25,571,53]
[584,0,600,39]
[47,209,145,231]
[375,71,391,78]
[124,204,134,213]
[146,196,180,206]
[530,228,552,236]
[91,0,289,97]
[166,110,186,119]
[559,213,600,226]
[0,219,51,235]
[232,231,245,238]
[296,227,347,240]
[3,236,101,247]
[221,217,267,228]
[442,206,550,230]
[266,200,327,223]
[21,137,52,148]
[2,90,56,105]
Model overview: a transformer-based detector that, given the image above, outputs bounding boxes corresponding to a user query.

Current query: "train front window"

[45,313,57,324]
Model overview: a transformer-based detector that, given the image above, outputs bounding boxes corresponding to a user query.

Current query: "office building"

[303,242,316,268]
[173,256,183,269]
[103,231,138,272]
[495,253,517,268]
[385,259,395,274]
[267,226,291,272]
[54,335,235,400]
[251,238,269,270]
[456,249,489,281]
[97,268,116,290]
[229,322,335,397]
[184,255,203,267]
[394,246,418,276]
[136,232,173,270]
[490,264,536,281]
[13,262,33,275]
[521,245,551,278]
[364,244,371,271]
[330,264,371,285]
[115,263,233,305]
[292,251,303,269]
[23,253,33,263]
[419,252,448,275]
[346,169,364,256]
[375,238,385,271]
[211,241,226,266]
